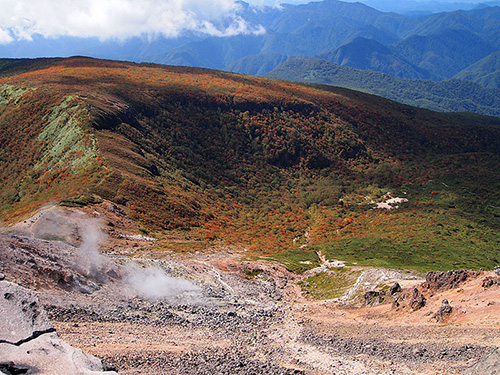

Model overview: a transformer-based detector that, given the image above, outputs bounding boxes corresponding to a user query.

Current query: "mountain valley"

[1,56,500,374]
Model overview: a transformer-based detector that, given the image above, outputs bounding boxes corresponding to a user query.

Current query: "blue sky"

[253,0,489,4]
[249,0,308,4]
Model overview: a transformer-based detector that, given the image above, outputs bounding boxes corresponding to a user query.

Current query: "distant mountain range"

[265,58,500,117]
[1,0,499,115]
[0,1,499,79]
[319,30,497,80]
[352,0,500,14]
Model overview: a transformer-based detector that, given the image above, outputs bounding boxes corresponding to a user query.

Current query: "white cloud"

[0,0,265,44]
[0,28,13,44]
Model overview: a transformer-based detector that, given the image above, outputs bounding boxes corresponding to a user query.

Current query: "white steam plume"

[76,218,108,279]
[16,206,201,300]
[0,0,265,43]
[124,264,201,300]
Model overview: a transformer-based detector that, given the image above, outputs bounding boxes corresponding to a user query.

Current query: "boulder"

[433,299,453,322]
[482,276,499,288]
[0,281,54,345]
[0,281,117,375]
[409,288,426,311]
[364,291,384,306]
[389,282,402,295]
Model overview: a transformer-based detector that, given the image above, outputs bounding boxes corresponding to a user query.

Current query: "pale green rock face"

[0,84,34,106]
[35,95,98,173]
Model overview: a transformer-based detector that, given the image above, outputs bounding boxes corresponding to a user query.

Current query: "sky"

[0,0,269,44]
[0,0,492,44]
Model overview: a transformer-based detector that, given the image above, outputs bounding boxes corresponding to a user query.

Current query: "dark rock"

[389,282,402,295]
[433,299,453,322]
[106,269,120,279]
[71,274,100,295]
[482,276,499,288]
[409,288,426,311]
[495,266,500,276]
[413,348,427,357]
[0,274,4,281]
[364,291,384,306]
[106,203,126,216]
[102,362,119,372]
[412,287,420,299]
[411,295,426,310]
[424,270,480,291]
[0,361,31,375]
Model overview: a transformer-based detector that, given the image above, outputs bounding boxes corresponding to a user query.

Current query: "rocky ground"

[1,205,500,374]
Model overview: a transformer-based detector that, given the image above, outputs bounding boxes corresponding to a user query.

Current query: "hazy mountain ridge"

[318,37,429,79]
[266,58,500,116]
[454,50,500,88]
[349,0,500,14]
[1,1,500,88]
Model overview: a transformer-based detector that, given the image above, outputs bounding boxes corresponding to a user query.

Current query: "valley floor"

[1,207,500,374]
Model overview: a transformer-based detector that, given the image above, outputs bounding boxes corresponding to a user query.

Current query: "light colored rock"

[0,280,54,345]
[464,348,500,375]
[0,332,114,375]
[0,280,117,374]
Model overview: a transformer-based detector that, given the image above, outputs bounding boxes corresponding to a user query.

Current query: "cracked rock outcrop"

[0,281,54,345]
[423,270,481,291]
[0,280,117,375]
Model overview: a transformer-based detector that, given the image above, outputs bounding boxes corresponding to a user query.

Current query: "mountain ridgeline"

[265,58,500,117]
[1,57,500,272]
[1,1,500,87]
[1,1,500,118]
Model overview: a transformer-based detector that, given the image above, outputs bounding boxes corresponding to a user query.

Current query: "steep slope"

[319,37,427,79]
[266,58,500,117]
[2,57,500,272]
[392,29,497,79]
[227,53,289,76]
[455,51,500,89]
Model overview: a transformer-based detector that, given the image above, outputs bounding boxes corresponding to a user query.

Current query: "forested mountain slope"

[266,58,500,117]
[1,57,500,272]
